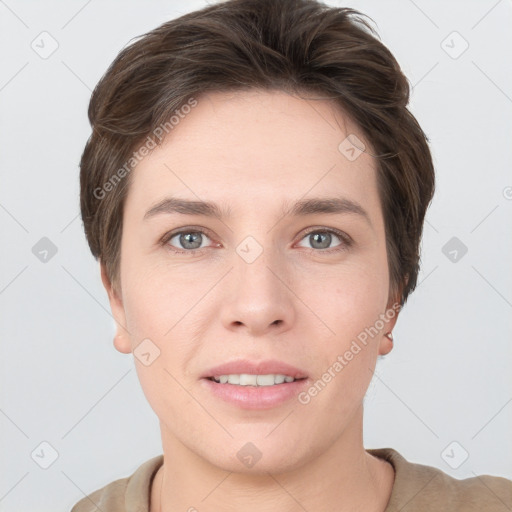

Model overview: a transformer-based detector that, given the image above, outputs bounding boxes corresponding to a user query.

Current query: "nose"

[220,245,295,337]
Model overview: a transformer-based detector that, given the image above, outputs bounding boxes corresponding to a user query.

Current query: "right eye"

[161,228,217,254]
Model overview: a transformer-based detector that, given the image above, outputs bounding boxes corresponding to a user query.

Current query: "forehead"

[125,89,380,219]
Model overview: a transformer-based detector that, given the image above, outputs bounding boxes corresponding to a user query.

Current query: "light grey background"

[1,0,511,511]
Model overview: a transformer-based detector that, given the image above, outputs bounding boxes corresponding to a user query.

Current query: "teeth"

[211,374,298,386]
[228,374,240,385]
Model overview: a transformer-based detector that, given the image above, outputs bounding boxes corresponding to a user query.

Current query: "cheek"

[120,249,192,336]
[316,260,389,391]
[122,282,167,338]
[120,261,207,372]
[120,269,199,417]
[309,272,388,410]
[329,257,388,326]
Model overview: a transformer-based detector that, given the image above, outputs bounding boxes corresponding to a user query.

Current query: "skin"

[101,89,400,512]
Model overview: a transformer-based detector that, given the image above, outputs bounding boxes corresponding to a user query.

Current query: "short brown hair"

[80,0,435,307]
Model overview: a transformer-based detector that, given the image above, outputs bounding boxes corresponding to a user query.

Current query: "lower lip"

[201,378,309,410]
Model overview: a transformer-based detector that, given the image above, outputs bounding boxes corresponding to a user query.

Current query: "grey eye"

[298,231,343,250]
[169,231,209,250]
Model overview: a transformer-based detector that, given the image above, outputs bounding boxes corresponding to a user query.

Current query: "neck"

[151,406,394,512]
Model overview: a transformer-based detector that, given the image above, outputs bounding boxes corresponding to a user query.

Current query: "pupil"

[181,232,202,249]
[311,232,331,249]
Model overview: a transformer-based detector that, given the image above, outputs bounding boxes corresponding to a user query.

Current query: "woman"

[72,0,512,510]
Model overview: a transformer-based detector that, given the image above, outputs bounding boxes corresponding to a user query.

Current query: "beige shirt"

[70,447,512,511]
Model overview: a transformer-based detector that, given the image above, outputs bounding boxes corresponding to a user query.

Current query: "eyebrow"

[143,196,371,226]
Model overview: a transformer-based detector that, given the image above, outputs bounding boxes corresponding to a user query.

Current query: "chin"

[192,429,316,476]
[209,448,307,476]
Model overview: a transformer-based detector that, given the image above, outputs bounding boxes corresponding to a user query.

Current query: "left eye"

[297,229,346,250]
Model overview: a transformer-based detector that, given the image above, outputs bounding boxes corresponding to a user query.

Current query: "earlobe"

[379,290,401,356]
[379,332,394,356]
[113,332,132,354]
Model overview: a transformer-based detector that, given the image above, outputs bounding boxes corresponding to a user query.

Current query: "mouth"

[205,374,308,386]
[201,358,309,382]
[199,360,310,409]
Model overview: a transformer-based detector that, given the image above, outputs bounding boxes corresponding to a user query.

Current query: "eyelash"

[159,226,353,256]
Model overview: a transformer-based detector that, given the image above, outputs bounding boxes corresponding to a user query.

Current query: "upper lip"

[201,359,308,379]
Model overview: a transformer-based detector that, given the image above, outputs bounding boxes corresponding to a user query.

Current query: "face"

[102,90,399,474]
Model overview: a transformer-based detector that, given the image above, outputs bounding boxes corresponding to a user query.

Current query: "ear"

[378,288,403,356]
[100,261,132,354]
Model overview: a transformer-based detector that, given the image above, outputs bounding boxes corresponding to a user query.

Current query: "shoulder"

[422,470,512,510]
[70,478,127,512]
[367,447,512,512]
[69,455,164,512]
